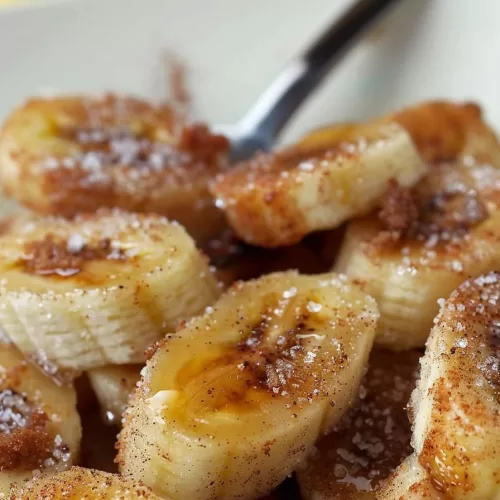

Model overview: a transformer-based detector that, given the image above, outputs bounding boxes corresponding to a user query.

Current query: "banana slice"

[87,365,141,425]
[335,154,500,349]
[300,101,500,168]
[0,94,229,240]
[329,102,500,349]
[0,341,81,496]
[0,209,220,380]
[9,467,161,499]
[210,123,425,247]
[409,272,500,499]
[388,101,500,167]
[118,271,379,500]
[297,348,421,500]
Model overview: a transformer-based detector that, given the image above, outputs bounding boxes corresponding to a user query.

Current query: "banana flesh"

[0,94,229,241]
[409,272,500,499]
[87,365,141,426]
[0,340,81,496]
[297,348,421,500]
[378,273,500,499]
[211,123,425,247]
[9,467,161,499]
[118,271,379,500]
[0,209,220,379]
[300,101,500,169]
[335,145,500,350]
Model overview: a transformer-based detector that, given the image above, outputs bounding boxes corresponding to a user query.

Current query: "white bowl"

[1,0,499,145]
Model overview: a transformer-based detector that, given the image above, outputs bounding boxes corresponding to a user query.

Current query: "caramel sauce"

[203,228,337,288]
[19,234,126,279]
[300,349,421,497]
[0,389,56,471]
[171,302,328,423]
[175,353,266,416]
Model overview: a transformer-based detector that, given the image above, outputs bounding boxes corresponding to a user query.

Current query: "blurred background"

[1,0,499,145]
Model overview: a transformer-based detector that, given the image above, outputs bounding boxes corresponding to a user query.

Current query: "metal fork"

[218,0,405,163]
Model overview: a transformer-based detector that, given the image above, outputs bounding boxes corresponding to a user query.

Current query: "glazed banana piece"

[335,106,500,350]
[87,365,141,425]
[9,467,161,499]
[0,209,220,380]
[118,271,379,500]
[408,272,500,499]
[300,101,500,168]
[335,187,500,349]
[0,94,229,240]
[211,123,425,247]
[297,348,420,500]
[0,341,81,496]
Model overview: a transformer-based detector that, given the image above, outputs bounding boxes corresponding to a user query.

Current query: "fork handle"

[237,0,403,147]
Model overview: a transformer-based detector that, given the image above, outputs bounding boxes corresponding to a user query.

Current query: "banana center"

[18,233,127,280]
[174,296,329,423]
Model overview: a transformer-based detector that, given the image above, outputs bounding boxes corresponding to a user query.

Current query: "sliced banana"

[409,272,500,499]
[210,123,425,247]
[297,348,420,500]
[0,209,220,380]
[118,271,379,500]
[388,101,500,167]
[336,148,500,350]
[300,101,500,168]
[0,341,81,496]
[87,365,141,425]
[0,94,229,240]
[9,467,161,499]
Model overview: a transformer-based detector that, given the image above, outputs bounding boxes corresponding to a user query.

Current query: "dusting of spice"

[20,234,126,277]
[378,179,418,233]
[416,272,500,496]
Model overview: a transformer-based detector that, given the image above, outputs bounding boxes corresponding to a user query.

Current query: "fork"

[218,0,405,163]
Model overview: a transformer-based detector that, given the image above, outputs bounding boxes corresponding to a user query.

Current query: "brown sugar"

[178,123,229,164]
[0,390,55,471]
[378,179,418,233]
[20,234,125,277]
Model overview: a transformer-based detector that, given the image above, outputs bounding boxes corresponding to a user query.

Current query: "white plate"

[1,0,499,145]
